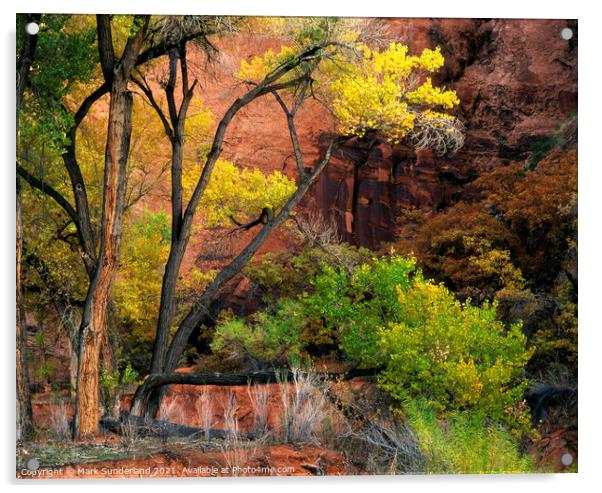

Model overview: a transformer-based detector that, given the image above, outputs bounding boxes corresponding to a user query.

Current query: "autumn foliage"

[392,147,578,373]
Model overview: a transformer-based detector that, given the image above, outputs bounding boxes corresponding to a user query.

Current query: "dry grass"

[48,400,70,439]
[278,370,329,445]
[219,390,257,476]
[247,383,270,438]
[195,388,215,441]
[158,396,186,425]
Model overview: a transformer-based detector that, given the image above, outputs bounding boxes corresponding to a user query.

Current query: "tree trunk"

[16,179,33,441]
[150,141,186,375]
[16,13,40,441]
[73,81,134,437]
[72,15,148,438]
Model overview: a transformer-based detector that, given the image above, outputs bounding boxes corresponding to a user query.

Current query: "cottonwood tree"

[130,18,464,418]
[17,14,227,437]
[18,16,464,433]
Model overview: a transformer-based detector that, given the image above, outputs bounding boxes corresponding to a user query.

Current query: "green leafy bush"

[403,400,535,474]
[376,279,533,430]
[211,300,306,367]
[214,253,533,431]
[303,255,417,366]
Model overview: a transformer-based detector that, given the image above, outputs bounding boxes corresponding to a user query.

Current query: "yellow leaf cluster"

[327,43,460,144]
[236,45,298,83]
[406,77,460,109]
[183,159,297,228]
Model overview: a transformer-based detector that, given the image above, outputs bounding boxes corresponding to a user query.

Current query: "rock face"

[313,18,578,247]
[189,18,577,249]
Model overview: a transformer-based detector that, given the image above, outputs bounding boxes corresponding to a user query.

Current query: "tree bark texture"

[73,15,149,437]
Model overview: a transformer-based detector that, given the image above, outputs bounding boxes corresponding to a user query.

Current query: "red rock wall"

[314,18,578,248]
[183,18,578,250]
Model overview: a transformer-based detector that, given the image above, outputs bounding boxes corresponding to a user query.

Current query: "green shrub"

[211,300,305,367]
[99,362,141,415]
[303,255,417,366]
[377,279,533,430]
[404,400,535,474]
[245,243,372,303]
[213,253,533,432]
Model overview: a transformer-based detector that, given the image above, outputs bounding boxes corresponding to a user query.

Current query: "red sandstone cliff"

[183,18,576,248]
[123,16,578,269]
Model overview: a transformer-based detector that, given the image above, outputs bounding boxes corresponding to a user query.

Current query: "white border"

[1,1,599,492]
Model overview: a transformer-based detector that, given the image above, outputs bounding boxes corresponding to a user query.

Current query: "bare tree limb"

[16,163,79,225]
[273,90,307,178]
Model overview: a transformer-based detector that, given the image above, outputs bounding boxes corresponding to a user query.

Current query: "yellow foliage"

[234,21,463,154]
[183,159,297,227]
[114,210,170,342]
[406,77,460,109]
[326,43,461,145]
[236,46,298,83]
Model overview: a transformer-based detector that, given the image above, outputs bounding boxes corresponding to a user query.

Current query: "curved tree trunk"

[131,136,345,418]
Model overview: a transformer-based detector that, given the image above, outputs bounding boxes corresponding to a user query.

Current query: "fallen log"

[100,412,256,440]
[130,368,379,418]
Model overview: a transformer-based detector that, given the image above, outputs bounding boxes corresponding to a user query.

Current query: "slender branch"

[70,83,110,133]
[96,15,115,82]
[226,207,273,234]
[181,57,317,234]
[165,49,179,126]
[119,15,151,75]
[273,91,307,178]
[132,76,174,139]
[180,42,189,99]
[16,163,78,225]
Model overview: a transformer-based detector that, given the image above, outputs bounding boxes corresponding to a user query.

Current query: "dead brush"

[48,400,70,439]
[119,414,140,449]
[335,387,425,474]
[158,396,187,426]
[278,369,329,445]
[340,418,424,474]
[195,387,214,441]
[219,390,256,476]
[247,383,270,438]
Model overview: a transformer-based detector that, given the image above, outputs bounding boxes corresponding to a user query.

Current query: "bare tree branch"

[16,162,78,225]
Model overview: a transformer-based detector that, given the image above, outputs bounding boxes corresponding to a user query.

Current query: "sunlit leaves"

[378,279,533,431]
[234,35,463,154]
[326,43,462,150]
[113,210,171,342]
[184,159,297,227]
